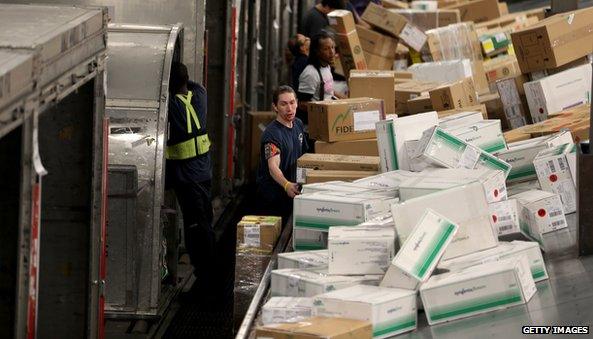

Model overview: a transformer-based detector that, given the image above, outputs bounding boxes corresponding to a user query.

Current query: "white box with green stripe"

[271,268,380,297]
[293,228,328,251]
[438,111,484,130]
[293,192,396,232]
[416,127,512,177]
[512,189,567,246]
[420,256,536,325]
[399,168,507,203]
[392,182,498,260]
[376,112,438,172]
[446,120,508,154]
[497,131,574,183]
[313,285,417,338]
[278,250,329,269]
[381,209,458,290]
[438,240,548,283]
[534,143,577,214]
[328,226,396,275]
[261,297,314,325]
[354,170,420,192]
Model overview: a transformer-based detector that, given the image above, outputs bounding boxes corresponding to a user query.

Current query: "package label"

[244,225,261,247]
[354,110,381,131]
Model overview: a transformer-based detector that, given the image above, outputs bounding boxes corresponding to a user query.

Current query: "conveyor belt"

[235,213,593,338]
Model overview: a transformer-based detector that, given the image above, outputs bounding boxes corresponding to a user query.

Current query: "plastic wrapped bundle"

[425,22,483,62]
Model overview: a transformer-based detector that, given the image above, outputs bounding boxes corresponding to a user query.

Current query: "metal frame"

[103,23,184,318]
[0,4,108,338]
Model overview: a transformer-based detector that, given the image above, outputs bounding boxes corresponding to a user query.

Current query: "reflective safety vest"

[166,90,211,160]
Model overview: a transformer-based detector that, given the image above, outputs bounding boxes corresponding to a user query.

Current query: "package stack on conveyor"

[253,2,593,337]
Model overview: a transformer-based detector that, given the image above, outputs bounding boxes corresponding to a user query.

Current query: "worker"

[300,0,346,38]
[256,86,309,224]
[288,34,311,93]
[298,32,346,112]
[165,61,215,297]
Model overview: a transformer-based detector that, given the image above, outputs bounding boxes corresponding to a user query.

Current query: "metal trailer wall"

[104,23,184,318]
[0,4,108,339]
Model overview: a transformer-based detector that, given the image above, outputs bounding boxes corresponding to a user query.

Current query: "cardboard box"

[356,25,398,59]
[362,2,427,51]
[511,7,593,73]
[349,71,397,114]
[297,153,380,183]
[394,80,442,113]
[416,127,512,177]
[496,75,532,130]
[247,111,277,178]
[420,257,536,325]
[533,143,577,214]
[438,110,484,130]
[308,98,385,142]
[271,268,375,297]
[499,1,509,15]
[376,112,439,172]
[406,95,433,114]
[236,216,282,253]
[392,182,498,260]
[328,10,367,77]
[293,228,328,251]
[483,56,521,87]
[315,139,379,157]
[447,120,507,153]
[392,9,461,32]
[439,240,548,282]
[524,63,592,123]
[470,60,490,95]
[429,77,478,111]
[498,131,574,183]
[447,0,502,23]
[256,316,373,339]
[513,189,568,245]
[278,250,329,269]
[364,52,394,70]
[399,168,507,203]
[392,209,458,283]
[408,59,473,84]
[328,226,395,275]
[479,31,511,57]
[382,0,410,9]
[293,192,395,231]
[314,285,417,339]
[504,128,532,144]
[437,104,488,119]
[262,297,314,325]
[305,170,378,184]
[334,31,368,77]
[426,23,482,62]
[488,199,521,237]
[328,10,356,34]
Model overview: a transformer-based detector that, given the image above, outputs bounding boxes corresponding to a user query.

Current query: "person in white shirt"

[297,31,346,124]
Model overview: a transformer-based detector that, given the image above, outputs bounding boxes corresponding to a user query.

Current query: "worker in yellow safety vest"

[165,61,215,298]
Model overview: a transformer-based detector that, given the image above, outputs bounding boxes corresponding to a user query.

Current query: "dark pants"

[173,179,215,289]
[255,187,292,227]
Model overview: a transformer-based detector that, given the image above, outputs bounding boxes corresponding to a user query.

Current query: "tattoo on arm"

[264,143,280,160]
